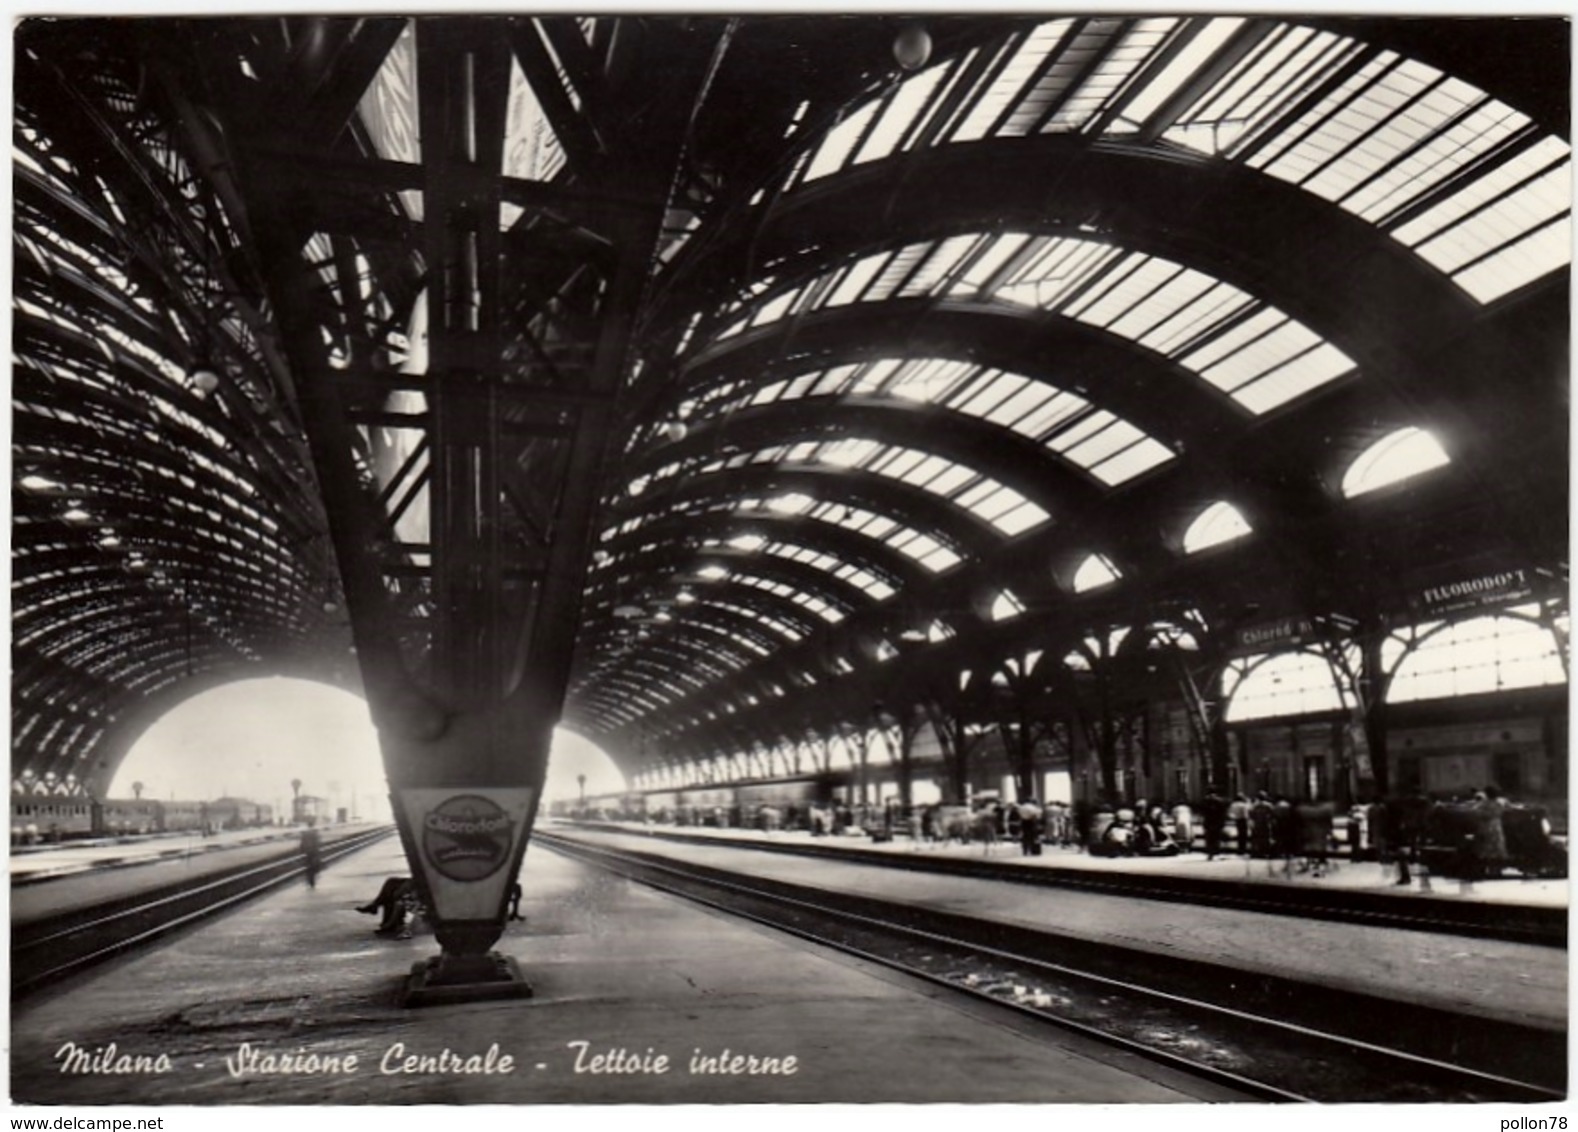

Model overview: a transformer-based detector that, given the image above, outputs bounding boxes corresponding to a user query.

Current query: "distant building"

[209,797,273,830]
[292,794,329,824]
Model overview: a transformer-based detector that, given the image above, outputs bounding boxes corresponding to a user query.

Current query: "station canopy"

[12,15,1570,792]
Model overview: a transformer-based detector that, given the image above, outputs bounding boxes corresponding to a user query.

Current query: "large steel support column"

[156,15,722,1003]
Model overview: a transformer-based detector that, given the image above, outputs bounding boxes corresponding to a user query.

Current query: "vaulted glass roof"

[785,17,1569,305]
[702,233,1360,417]
[12,15,1568,784]
[647,439,1050,536]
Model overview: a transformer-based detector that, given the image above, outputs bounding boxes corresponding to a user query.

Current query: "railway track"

[12,825,395,998]
[539,829,1566,1103]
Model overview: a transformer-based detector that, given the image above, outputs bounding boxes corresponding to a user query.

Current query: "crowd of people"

[580,784,1559,883]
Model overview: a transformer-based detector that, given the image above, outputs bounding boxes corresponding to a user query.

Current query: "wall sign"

[1413,567,1537,618]
[1232,616,1315,655]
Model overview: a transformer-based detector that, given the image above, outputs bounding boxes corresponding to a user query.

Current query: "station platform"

[573,819,1569,909]
[11,824,379,886]
[552,824,1567,1032]
[11,824,392,927]
[10,835,1241,1105]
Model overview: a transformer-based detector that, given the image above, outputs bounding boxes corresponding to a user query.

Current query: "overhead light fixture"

[893,23,932,71]
[61,503,94,526]
[190,364,221,398]
[663,420,688,443]
[19,473,64,495]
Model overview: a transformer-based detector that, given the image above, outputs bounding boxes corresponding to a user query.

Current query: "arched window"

[1224,649,1352,722]
[1385,609,1567,703]
[1073,553,1121,592]
[1183,501,1252,553]
[1342,427,1450,498]
[991,589,1025,621]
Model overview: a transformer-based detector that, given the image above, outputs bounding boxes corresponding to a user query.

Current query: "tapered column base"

[403,952,532,1007]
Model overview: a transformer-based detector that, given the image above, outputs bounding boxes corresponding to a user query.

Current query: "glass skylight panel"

[751,288,798,329]
[706,599,804,643]
[1166,25,1351,156]
[820,438,883,468]
[803,97,881,181]
[1066,256,1182,326]
[825,253,888,307]
[1393,136,1569,250]
[1246,54,1397,180]
[1233,51,1570,301]
[870,242,934,299]
[1405,153,1570,301]
[1104,266,1221,343]
[1453,217,1571,304]
[1232,343,1358,415]
[947,27,1044,142]
[977,378,1059,432]
[716,543,889,606]
[1002,238,1120,309]
[1060,414,1142,468]
[890,357,975,402]
[711,230,1353,418]
[1040,19,1152,134]
[901,235,981,296]
[854,62,950,166]
[1141,283,1256,356]
[834,564,895,601]
[355,21,422,220]
[1088,435,1174,485]
[1180,310,1356,411]
[1010,388,1090,439]
[1341,100,1526,223]
[916,458,976,497]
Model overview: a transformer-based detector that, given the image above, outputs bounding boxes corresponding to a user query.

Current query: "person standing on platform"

[1272,796,1297,876]
[1250,792,1275,858]
[1202,789,1228,860]
[1171,801,1194,852]
[1464,788,1508,892]
[1230,793,1250,856]
[1018,799,1043,857]
[299,820,322,889]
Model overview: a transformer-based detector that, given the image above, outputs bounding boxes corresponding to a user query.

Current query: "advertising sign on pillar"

[396,788,536,924]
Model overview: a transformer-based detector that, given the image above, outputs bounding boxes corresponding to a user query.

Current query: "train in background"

[10,795,277,844]
[552,773,846,832]
[555,700,1566,837]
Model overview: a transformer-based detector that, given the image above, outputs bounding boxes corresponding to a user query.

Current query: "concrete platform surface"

[10,837,1243,1105]
[577,819,1568,909]
[556,826,1568,1031]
